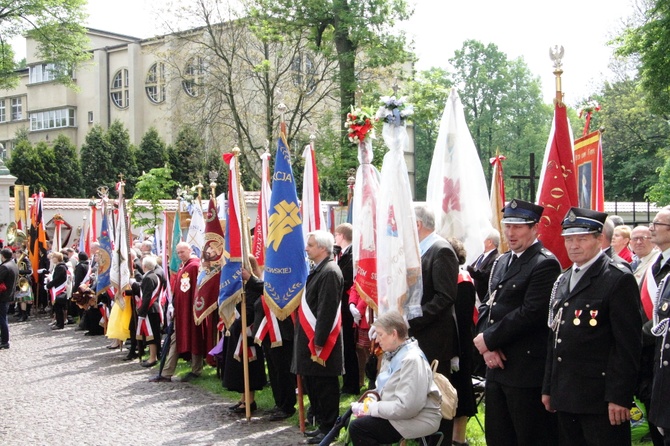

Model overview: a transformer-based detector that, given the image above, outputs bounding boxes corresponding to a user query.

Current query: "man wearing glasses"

[631,225,660,285]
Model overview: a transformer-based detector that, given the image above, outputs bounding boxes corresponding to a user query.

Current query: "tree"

[648,153,670,205]
[129,166,178,235]
[107,120,137,196]
[614,0,670,116]
[168,125,204,189]
[80,125,114,197]
[50,134,83,197]
[0,0,90,89]
[136,127,167,175]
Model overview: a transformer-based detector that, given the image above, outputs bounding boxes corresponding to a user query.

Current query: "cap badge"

[510,200,518,209]
[568,210,576,222]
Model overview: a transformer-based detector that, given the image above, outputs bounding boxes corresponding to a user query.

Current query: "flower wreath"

[376,95,414,126]
[345,106,376,144]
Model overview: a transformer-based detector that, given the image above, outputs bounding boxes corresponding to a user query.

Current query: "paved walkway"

[0,315,309,446]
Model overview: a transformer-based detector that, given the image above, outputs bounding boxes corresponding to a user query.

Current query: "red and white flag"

[536,98,578,268]
[301,141,325,240]
[253,151,272,268]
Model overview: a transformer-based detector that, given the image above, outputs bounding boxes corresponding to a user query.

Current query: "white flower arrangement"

[376,96,414,126]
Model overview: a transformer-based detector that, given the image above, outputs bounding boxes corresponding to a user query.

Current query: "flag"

[490,154,509,253]
[169,204,183,275]
[84,201,97,256]
[252,151,272,267]
[78,218,87,253]
[110,183,131,306]
[194,198,225,325]
[426,88,492,265]
[352,138,381,311]
[29,192,47,284]
[218,153,245,328]
[14,185,29,229]
[301,141,324,239]
[536,99,578,268]
[96,204,113,296]
[186,201,205,259]
[376,120,422,319]
[263,135,308,320]
[573,130,605,212]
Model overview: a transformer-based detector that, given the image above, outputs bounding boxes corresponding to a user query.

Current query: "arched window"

[291,53,317,95]
[182,57,204,97]
[110,69,129,109]
[146,63,166,104]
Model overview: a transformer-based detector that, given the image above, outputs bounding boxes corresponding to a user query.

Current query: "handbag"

[430,359,458,420]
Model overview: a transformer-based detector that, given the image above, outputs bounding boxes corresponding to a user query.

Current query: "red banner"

[573,130,604,212]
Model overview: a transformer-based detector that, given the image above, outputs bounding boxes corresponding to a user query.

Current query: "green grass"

[171,359,654,446]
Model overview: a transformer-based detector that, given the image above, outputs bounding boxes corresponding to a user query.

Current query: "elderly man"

[543,207,641,446]
[474,199,561,446]
[0,248,19,349]
[294,230,344,444]
[631,225,660,284]
[467,228,501,304]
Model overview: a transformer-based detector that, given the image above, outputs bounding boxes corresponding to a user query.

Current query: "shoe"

[51,325,64,330]
[106,344,120,350]
[123,353,139,361]
[49,321,57,327]
[148,375,171,383]
[232,401,257,414]
[0,343,9,349]
[268,410,295,421]
[174,372,200,382]
[141,360,157,367]
[305,432,326,444]
[66,317,75,325]
[303,429,323,438]
[228,401,244,411]
[20,315,28,322]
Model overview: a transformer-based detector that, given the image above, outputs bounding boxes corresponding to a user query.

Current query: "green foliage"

[107,120,137,196]
[129,166,178,234]
[80,125,114,197]
[648,153,670,205]
[50,134,83,197]
[136,127,168,175]
[0,0,90,89]
[168,125,204,190]
[614,0,670,116]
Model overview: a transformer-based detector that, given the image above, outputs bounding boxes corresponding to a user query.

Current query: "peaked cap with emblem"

[501,199,544,224]
[561,207,607,236]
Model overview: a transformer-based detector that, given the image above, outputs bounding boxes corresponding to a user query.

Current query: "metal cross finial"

[355,85,363,108]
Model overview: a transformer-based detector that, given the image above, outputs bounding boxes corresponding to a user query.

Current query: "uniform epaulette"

[607,259,630,274]
[540,248,556,259]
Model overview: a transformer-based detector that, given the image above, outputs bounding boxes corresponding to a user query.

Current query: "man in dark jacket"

[474,199,561,446]
[0,248,19,348]
[467,229,501,304]
[409,205,459,444]
[335,223,358,395]
[293,230,343,445]
[543,207,641,446]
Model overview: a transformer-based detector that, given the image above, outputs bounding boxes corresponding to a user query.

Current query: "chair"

[398,431,444,446]
[471,375,486,434]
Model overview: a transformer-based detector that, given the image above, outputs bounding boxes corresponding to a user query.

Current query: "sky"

[11,0,637,106]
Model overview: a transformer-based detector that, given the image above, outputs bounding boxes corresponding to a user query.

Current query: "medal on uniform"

[573,309,582,326]
[662,302,669,312]
[589,310,598,327]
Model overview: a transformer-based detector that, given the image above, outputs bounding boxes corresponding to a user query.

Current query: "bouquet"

[345,106,376,144]
[376,96,414,126]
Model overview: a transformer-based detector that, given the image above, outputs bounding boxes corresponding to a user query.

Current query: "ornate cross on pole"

[510,153,539,201]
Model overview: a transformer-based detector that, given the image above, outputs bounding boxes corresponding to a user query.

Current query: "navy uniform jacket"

[468,249,499,303]
[480,242,561,388]
[543,253,642,414]
[649,272,670,429]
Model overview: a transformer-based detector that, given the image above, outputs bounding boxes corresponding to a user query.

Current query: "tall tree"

[0,0,90,89]
[80,125,114,197]
[614,0,670,117]
[50,134,83,197]
[106,120,137,195]
[136,127,168,175]
[167,125,204,189]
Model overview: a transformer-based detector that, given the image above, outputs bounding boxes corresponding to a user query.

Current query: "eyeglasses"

[649,221,670,229]
[631,236,652,242]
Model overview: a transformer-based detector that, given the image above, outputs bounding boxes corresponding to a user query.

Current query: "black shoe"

[232,401,257,414]
[51,325,64,330]
[304,429,323,438]
[268,410,294,421]
[228,401,244,411]
[174,372,200,382]
[141,360,157,367]
[305,432,326,444]
[148,375,171,383]
[20,315,28,322]
[0,343,9,349]
[123,353,139,361]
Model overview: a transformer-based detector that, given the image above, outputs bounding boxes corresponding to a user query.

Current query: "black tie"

[653,255,665,283]
[509,254,518,267]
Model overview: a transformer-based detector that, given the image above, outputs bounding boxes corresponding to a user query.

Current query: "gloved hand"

[368,325,377,340]
[351,402,368,417]
[349,304,361,324]
[451,356,460,373]
[167,304,175,321]
[37,268,47,274]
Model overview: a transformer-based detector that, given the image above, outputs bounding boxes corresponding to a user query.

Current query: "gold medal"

[662,302,669,312]
[589,319,597,327]
[589,310,598,327]
[573,318,581,325]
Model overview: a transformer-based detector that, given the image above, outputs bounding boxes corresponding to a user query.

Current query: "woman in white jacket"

[348,311,442,445]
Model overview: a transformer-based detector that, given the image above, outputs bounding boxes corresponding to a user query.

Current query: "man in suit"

[647,206,670,445]
[467,228,500,304]
[409,205,459,444]
[631,225,659,284]
[0,248,19,349]
[542,207,641,446]
[335,223,358,395]
[294,230,344,444]
[473,199,561,446]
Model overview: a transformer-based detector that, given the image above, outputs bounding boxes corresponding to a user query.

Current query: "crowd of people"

[2,200,670,446]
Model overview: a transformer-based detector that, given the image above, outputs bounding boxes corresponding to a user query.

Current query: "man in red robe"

[150,242,204,382]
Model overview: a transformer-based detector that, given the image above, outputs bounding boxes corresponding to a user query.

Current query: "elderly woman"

[612,224,633,263]
[348,311,442,446]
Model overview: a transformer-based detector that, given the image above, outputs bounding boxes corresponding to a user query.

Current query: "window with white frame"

[182,57,204,97]
[29,108,76,131]
[29,63,58,84]
[146,63,166,104]
[11,98,22,120]
[0,100,5,123]
[110,69,129,109]
[291,53,317,95]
